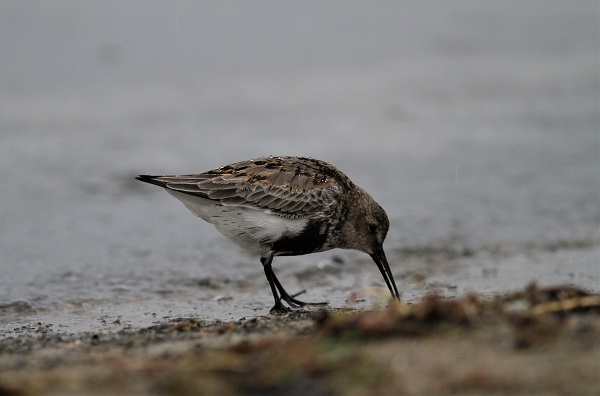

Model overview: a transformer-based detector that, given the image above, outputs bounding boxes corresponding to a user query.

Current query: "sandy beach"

[0,1,598,394]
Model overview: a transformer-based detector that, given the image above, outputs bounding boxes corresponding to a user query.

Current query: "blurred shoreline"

[0,1,598,335]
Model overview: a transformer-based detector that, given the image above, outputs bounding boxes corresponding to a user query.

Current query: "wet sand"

[1,1,597,333]
[0,2,598,394]
[1,284,598,395]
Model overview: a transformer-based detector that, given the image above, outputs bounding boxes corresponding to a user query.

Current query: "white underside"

[166,189,309,256]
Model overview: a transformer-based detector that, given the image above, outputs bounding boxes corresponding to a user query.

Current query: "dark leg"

[260,252,287,313]
[272,270,328,307]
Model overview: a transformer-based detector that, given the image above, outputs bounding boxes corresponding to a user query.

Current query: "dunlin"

[136,156,399,312]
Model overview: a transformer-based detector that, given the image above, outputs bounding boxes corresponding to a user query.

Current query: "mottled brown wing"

[146,157,353,217]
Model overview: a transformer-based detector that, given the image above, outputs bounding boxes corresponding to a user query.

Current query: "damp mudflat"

[1,285,599,395]
[0,2,598,394]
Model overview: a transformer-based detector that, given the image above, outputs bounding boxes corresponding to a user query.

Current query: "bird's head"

[339,188,399,300]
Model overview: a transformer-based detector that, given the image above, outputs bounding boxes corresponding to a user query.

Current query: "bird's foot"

[280,292,328,308]
[289,289,307,298]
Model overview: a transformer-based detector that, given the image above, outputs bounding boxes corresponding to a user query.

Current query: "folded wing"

[136,157,348,218]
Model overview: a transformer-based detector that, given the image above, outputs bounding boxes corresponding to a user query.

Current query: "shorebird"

[136,156,399,312]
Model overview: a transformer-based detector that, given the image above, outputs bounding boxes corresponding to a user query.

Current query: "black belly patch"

[271,220,327,256]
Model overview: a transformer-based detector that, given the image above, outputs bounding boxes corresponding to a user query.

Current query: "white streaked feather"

[166,190,308,256]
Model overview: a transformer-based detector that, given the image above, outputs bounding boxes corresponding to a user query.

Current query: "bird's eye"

[368,224,377,233]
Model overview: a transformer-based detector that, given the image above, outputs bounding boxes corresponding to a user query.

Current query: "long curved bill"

[370,247,400,300]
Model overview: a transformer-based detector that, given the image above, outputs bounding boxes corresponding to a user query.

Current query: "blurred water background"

[0,1,598,334]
